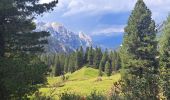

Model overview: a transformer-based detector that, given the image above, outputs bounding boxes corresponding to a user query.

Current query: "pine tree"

[111,51,121,71]
[88,46,94,65]
[54,56,61,76]
[105,61,111,76]
[84,47,89,64]
[100,49,108,71]
[68,53,76,73]
[64,56,69,73]
[99,61,103,76]
[159,15,170,99]
[120,0,158,99]
[75,47,83,69]
[79,46,84,66]
[0,0,58,98]
[94,47,102,69]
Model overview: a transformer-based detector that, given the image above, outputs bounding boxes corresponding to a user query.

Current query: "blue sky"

[37,0,170,49]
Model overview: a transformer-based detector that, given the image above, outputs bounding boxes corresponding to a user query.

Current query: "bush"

[59,92,82,100]
[32,91,54,100]
[86,91,106,100]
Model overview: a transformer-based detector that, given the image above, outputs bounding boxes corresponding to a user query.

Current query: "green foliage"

[110,51,121,71]
[100,49,109,71]
[68,67,99,80]
[75,46,84,70]
[32,91,54,100]
[159,15,170,99]
[88,46,94,65]
[98,62,103,76]
[59,92,81,100]
[84,47,89,64]
[94,47,102,69]
[43,46,120,78]
[54,56,61,76]
[105,61,112,76]
[0,0,58,99]
[86,91,106,100]
[120,0,159,99]
[64,57,69,73]
[122,72,159,99]
[68,53,76,73]
[39,67,121,99]
[0,55,48,99]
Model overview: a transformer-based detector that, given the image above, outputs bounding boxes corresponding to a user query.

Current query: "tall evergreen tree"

[68,53,76,73]
[75,48,83,69]
[98,62,103,76]
[64,56,69,73]
[111,51,121,71]
[88,46,94,65]
[79,46,84,65]
[84,47,89,64]
[159,15,170,99]
[105,61,111,76]
[100,49,108,71]
[0,0,58,99]
[94,47,102,69]
[54,56,61,76]
[120,0,158,99]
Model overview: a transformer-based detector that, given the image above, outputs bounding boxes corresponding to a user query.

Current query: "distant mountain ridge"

[36,22,93,53]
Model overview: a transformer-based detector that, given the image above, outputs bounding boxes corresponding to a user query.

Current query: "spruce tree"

[84,47,89,64]
[88,46,94,65]
[54,56,61,76]
[100,49,108,71]
[159,15,170,99]
[0,0,58,99]
[64,57,69,73]
[105,61,111,76]
[99,61,103,76]
[68,53,76,73]
[112,51,121,71]
[120,0,158,99]
[94,47,102,69]
[79,46,84,66]
[75,47,83,69]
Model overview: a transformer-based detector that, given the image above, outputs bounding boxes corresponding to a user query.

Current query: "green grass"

[39,67,121,99]
[66,67,100,80]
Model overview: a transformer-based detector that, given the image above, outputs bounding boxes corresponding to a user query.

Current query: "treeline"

[40,46,121,77]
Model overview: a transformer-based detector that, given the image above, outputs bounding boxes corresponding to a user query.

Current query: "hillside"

[38,67,121,99]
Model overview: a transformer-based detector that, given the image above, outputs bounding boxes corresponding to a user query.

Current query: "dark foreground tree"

[120,0,159,99]
[159,15,170,99]
[0,0,58,99]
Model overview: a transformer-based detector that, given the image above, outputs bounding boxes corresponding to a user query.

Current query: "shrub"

[86,91,106,100]
[32,91,54,100]
[59,92,81,100]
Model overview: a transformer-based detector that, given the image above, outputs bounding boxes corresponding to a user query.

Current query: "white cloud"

[39,0,170,36]
[39,0,54,3]
[53,0,170,22]
[92,25,125,36]
[61,0,135,17]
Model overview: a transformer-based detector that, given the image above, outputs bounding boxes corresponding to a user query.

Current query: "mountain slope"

[36,22,93,53]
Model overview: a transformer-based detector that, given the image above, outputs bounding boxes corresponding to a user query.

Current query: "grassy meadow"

[38,67,121,99]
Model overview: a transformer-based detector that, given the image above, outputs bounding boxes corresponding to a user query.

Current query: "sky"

[37,0,170,49]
